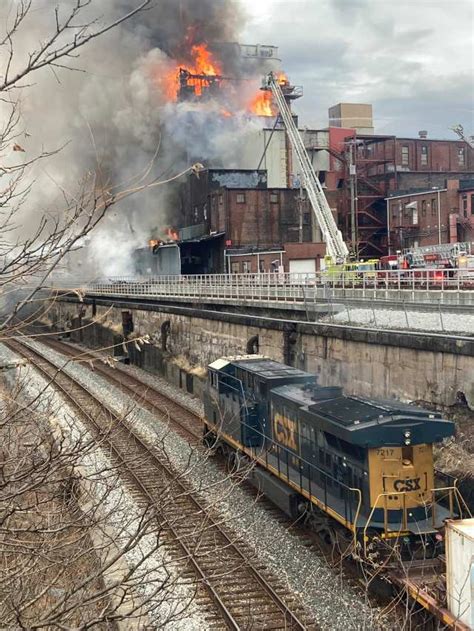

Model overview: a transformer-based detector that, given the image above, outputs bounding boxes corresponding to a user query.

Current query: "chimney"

[418,130,428,139]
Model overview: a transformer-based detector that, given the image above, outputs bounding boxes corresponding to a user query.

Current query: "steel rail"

[6,338,310,631]
[39,337,202,443]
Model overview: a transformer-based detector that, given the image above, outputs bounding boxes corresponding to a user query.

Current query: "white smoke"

[1,0,277,278]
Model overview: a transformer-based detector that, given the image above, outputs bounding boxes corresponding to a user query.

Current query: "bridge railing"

[51,268,474,305]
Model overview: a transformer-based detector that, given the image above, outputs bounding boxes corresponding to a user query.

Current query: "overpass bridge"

[52,270,474,316]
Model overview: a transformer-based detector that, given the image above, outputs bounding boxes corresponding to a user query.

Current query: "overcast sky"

[240,0,474,139]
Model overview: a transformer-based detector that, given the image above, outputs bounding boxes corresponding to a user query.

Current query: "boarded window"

[236,193,246,203]
[270,193,278,203]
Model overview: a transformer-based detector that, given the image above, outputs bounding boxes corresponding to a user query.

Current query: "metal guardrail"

[51,269,474,308]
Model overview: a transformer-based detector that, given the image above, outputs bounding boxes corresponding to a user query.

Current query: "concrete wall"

[48,299,474,411]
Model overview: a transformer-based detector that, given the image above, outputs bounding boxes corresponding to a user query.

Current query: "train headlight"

[405,438,411,445]
[404,431,411,438]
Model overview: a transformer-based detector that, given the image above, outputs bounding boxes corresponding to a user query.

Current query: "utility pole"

[347,141,358,259]
[297,178,305,243]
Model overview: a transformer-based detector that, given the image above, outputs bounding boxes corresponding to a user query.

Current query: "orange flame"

[159,42,222,101]
[149,239,160,249]
[151,34,287,121]
[276,70,289,85]
[248,90,277,117]
[166,228,179,241]
[190,43,221,76]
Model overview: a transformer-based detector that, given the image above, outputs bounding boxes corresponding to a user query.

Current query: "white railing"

[53,268,474,307]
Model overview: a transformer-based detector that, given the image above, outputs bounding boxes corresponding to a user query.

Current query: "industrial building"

[138,45,474,274]
[386,177,474,250]
[173,168,327,274]
[171,120,474,268]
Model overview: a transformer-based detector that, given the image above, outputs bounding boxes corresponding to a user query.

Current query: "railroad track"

[6,338,314,630]
[36,336,202,443]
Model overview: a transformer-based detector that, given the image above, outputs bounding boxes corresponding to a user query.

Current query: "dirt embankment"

[414,401,474,506]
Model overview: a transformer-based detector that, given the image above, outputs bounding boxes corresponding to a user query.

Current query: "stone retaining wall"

[47,299,474,410]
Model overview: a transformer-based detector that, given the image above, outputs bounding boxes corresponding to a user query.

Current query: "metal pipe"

[386,198,391,255]
[437,189,442,245]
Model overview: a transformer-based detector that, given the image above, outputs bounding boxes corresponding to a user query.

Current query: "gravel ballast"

[2,339,398,629]
[0,342,210,630]
[323,305,474,334]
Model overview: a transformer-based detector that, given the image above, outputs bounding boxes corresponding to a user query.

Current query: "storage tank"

[446,518,474,628]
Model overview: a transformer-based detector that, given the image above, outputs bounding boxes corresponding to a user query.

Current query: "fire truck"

[378,243,474,287]
[399,242,472,270]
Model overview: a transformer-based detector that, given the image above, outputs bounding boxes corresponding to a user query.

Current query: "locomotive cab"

[368,443,435,530]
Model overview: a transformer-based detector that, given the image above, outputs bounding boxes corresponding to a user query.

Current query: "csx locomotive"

[203,356,462,550]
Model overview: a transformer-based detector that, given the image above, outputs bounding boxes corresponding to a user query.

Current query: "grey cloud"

[246,0,473,135]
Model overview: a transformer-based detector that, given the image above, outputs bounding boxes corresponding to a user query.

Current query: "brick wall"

[386,177,474,247]
[283,242,326,270]
[210,188,313,248]
[359,137,473,176]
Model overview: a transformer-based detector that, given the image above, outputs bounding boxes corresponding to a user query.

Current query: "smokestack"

[418,130,428,139]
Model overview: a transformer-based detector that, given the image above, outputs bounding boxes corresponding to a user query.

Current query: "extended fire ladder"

[262,72,349,263]
[403,242,472,266]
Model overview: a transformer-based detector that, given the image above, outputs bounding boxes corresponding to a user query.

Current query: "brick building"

[386,178,474,251]
[208,187,319,247]
[176,169,327,273]
[336,134,474,256]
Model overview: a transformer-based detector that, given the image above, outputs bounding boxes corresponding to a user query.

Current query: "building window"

[471,194,474,215]
[242,261,251,273]
[401,146,409,166]
[231,261,240,273]
[431,198,437,216]
[403,203,409,218]
[458,147,465,166]
[236,193,246,203]
[421,199,427,216]
[462,196,468,217]
[259,259,265,272]
[270,193,278,203]
[421,145,428,166]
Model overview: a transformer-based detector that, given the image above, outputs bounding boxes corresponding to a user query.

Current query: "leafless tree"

[0,0,204,334]
[0,3,250,628]
[0,354,261,629]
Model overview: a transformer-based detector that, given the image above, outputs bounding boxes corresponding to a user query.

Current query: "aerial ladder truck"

[262,72,349,266]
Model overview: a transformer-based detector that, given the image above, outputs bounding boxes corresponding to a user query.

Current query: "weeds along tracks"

[6,338,313,630]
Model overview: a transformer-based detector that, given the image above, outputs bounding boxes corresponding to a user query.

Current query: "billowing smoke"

[2,0,275,277]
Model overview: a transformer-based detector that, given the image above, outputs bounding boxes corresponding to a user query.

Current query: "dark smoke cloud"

[1,0,254,276]
[121,0,244,61]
